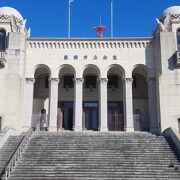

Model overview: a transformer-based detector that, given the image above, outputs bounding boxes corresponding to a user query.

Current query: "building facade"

[0,6,180,134]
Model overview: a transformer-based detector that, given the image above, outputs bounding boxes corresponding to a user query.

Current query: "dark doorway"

[59,102,73,131]
[108,102,124,131]
[83,102,98,131]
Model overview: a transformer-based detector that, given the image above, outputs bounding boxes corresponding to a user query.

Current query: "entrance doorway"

[108,102,124,131]
[83,102,98,131]
[59,102,73,131]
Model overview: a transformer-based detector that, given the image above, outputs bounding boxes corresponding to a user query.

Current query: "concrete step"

[3,132,180,179]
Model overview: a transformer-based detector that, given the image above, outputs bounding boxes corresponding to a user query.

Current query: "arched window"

[177,29,180,50]
[0,30,6,51]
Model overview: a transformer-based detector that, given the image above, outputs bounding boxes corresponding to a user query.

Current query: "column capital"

[98,78,108,84]
[122,78,133,84]
[73,78,84,85]
[49,78,59,84]
[25,78,35,84]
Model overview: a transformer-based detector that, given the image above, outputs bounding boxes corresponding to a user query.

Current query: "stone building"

[0,6,180,134]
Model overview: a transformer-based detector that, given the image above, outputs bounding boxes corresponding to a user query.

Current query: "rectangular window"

[74,55,78,60]
[64,76,74,88]
[108,75,118,88]
[84,55,88,60]
[0,30,6,51]
[113,55,117,60]
[85,76,97,88]
[64,55,68,60]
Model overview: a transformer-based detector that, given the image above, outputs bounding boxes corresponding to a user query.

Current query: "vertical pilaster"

[147,77,159,134]
[73,78,84,131]
[123,78,134,132]
[98,78,108,132]
[22,78,35,131]
[48,78,59,132]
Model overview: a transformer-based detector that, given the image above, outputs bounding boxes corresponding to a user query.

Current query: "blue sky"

[0,0,180,38]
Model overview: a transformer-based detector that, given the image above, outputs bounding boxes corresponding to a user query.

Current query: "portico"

[28,61,153,132]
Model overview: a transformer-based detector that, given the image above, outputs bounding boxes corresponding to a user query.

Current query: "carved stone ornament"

[26,78,35,84]
[171,14,180,20]
[0,58,6,69]
[0,14,11,21]
[11,15,27,33]
[73,78,84,85]
[49,78,59,84]
[98,78,108,84]
[123,78,133,84]
[156,14,171,32]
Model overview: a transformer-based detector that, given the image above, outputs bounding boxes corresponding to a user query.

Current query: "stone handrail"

[163,127,180,151]
[2,118,40,179]
[28,38,153,50]
[162,127,180,167]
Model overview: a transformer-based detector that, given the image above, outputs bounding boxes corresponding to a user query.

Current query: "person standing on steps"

[40,109,47,131]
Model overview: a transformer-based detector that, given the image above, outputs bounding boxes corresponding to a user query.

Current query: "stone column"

[147,77,159,134]
[48,78,59,132]
[73,78,84,131]
[98,78,108,132]
[123,78,134,132]
[22,78,35,131]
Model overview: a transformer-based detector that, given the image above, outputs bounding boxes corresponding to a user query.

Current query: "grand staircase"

[3,132,180,179]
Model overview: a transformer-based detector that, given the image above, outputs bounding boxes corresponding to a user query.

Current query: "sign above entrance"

[64,55,118,60]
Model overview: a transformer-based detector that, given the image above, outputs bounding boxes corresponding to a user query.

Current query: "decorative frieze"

[28,40,152,50]
[0,14,11,20]
[171,14,180,20]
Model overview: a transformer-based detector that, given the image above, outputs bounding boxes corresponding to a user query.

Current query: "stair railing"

[2,117,40,179]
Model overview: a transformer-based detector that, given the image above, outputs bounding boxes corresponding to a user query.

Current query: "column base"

[125,127,134,132]
[49,126,57,132]
[99,126,108,132]
[73,126,82,132]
